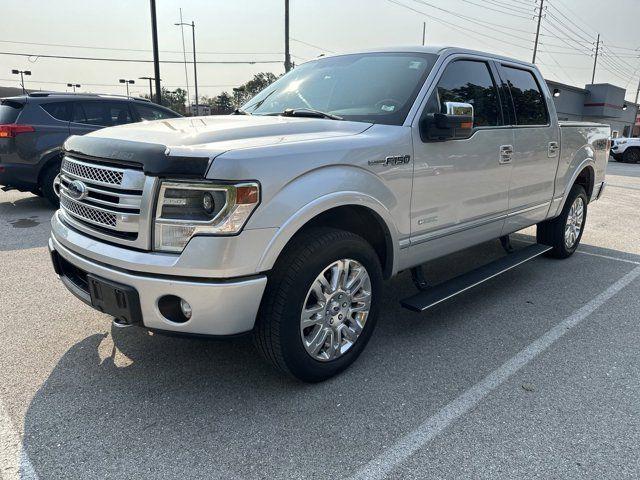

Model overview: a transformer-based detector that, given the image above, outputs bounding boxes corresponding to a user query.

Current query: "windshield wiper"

[231,109,251,115]
[281,108,343,120]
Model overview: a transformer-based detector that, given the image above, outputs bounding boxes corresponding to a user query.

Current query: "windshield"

[241,52,438,125]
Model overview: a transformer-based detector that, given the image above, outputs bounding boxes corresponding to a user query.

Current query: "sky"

[1,0,639,103]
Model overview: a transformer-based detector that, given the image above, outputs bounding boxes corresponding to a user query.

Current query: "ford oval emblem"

[67,180,88,201]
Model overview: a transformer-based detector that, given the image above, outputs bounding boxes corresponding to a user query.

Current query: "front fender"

[249,165,403,275]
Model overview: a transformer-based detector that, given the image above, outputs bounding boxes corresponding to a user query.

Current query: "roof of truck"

[319,45,535,68]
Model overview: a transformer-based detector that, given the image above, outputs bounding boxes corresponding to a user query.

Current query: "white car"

[611,137,640,162]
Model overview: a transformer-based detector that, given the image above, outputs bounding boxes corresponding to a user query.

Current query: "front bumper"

[49,233,268,336]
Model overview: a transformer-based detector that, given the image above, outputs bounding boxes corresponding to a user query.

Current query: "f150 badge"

[368,155,411,166]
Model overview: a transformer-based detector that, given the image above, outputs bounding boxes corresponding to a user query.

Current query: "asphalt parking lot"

[1,160,639,480]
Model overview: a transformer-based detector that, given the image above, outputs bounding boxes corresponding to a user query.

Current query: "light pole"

[11,69,31,94]
[139,76,160,100]
[175,20,198,115]
[233,87,245,109]
[67,83,81,93]
[119,79,135,96]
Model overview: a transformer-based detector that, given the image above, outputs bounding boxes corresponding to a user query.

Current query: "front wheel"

[41,162,61,207]
[254,227,382,382]
[622,148,640,163]
[537,184,587,258]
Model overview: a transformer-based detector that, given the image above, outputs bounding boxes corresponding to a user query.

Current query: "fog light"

[180,298,192,320]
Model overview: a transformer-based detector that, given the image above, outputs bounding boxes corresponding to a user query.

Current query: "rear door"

[497,64,559,231]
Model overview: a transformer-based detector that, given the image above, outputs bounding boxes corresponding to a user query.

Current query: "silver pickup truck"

[49,47,610,381]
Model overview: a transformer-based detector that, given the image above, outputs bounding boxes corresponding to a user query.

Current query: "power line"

[409,0,535,35]
[387,0,533,51]
[0,39,283,56]
[460,0,532,19]
[290,37,335,54]
[0,51,281,64]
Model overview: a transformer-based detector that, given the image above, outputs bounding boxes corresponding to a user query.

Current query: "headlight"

[618,140,627,144]
[154,181,260,252]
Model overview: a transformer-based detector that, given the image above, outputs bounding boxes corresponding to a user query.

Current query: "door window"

[72,101,132,127]
[501,66,548,126]
[41,102,73,122]
[425,60,501,127]
[135,104,178,121]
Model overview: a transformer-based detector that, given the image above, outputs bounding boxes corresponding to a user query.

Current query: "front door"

[410,57,512,254]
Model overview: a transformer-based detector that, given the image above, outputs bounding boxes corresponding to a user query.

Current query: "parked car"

[610,136,640,162]
[0,93,181,205]
[48,47,610,382]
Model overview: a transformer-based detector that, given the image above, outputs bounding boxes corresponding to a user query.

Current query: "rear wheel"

[623,148,640,163]
[537,184,587,259]
[41,162,61,207]
[254,227,382,382]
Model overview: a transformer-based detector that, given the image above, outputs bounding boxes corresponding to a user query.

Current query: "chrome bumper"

[49,233,267,336]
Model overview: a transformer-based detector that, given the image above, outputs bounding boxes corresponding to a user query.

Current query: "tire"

[40,161,61,207]
[537,184,587,259]
[622,148,640,163]
[254,227,383,382]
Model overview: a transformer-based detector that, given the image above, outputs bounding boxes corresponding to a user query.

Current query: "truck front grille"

[58,155,156,249]
[61,158,124,186]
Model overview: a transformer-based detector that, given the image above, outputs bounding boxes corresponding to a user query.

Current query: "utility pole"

[175,20,199,115]
[284,0,292,72]
[632,77,640,138]
[177,9,191,110]
[591,33,600,84]
[191,21,199,115]
[150,0,162,104]
[532,0,544,63]
[422,21,426,46]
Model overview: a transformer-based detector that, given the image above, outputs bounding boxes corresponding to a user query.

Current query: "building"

[546,80,639,138]
[189,103,211,116]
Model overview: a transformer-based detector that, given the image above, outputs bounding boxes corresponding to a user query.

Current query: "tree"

[213,92,234,114]
[236,72,279,105]
[142,88,187,114]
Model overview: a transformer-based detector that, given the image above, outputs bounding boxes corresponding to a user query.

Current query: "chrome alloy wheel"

[564,196,584,249]
[300,259,372,362]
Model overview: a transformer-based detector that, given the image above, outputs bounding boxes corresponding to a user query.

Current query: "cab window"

[501,66,548,126]
[425,60,501,127]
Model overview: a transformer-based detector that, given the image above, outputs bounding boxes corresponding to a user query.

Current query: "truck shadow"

[19,239,640,479]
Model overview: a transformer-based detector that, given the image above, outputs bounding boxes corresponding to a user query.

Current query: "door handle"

[548,141,559,157]
[499,145,513,164]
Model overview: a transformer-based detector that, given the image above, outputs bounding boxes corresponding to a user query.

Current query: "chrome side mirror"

[420,101,475,142]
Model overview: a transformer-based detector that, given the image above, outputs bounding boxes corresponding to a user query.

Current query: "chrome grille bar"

[58,155,157,249]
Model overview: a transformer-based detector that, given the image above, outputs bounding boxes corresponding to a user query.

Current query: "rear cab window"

[500,65,549,126]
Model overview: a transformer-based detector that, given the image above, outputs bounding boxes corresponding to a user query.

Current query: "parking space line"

[575,250,640,265]
[350,265,640,480]
[0,401,38,480]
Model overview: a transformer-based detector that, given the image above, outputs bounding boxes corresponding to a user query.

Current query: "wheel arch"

[36,148,64,187]
[553,159,596,216]
[255,193,400,279]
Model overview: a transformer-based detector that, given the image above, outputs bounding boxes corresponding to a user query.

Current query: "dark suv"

[0,93,181,205]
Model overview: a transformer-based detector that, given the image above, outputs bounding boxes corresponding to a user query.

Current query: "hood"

[64,115,371,177]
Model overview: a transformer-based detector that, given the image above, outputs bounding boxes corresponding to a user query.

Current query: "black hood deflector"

[63,135,211,177]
